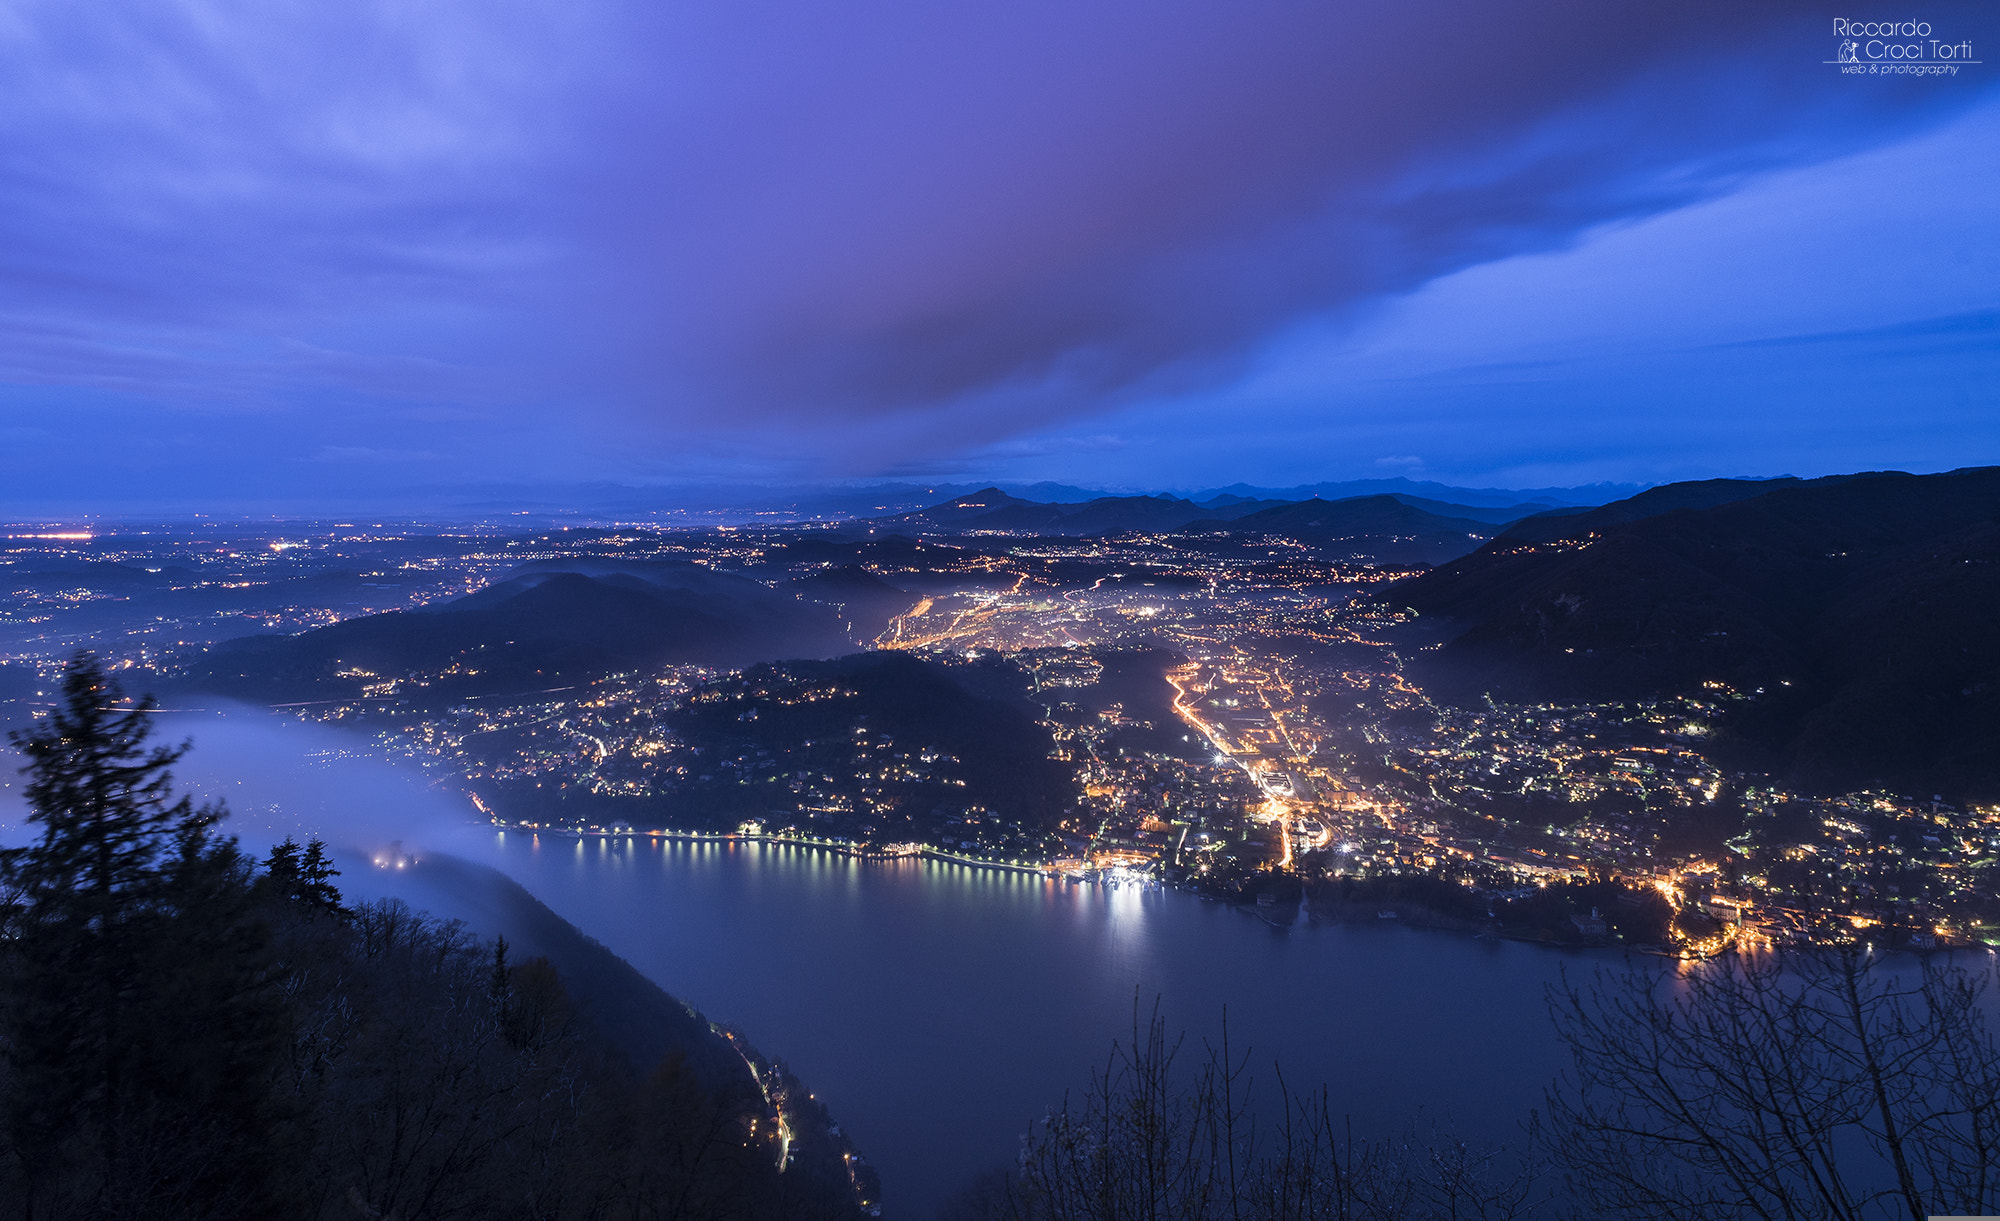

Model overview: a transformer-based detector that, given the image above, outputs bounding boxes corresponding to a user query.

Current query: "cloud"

[0,706,486,860]
[0,0,1993,500]
[312,445,440,464]
[0,707,555,949]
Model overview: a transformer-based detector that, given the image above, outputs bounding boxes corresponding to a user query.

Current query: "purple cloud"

[0,0,1992,500]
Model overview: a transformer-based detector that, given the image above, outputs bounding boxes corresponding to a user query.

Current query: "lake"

[476,833,1613,1218]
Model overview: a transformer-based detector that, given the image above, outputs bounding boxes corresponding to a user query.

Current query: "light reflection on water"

[480,833,1598,1219]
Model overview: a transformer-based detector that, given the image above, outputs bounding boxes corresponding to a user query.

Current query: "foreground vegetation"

[0,656,868,1221]
[941,944,2000,1221]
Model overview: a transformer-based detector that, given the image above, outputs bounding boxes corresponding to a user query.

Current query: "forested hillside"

[0,656,875,1220]
[1397,467,2000,798]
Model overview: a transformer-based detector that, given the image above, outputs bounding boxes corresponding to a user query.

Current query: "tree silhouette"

[0,651,289,1218]
[1543,950,2000,1220]
[261,835,348,918]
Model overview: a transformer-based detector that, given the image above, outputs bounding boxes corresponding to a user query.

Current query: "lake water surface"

[478,833,1613,1218]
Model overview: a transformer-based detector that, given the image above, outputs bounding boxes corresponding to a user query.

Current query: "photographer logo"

[1828,19,1978,75]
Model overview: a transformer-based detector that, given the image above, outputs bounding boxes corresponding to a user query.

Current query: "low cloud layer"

[0,707,484,866]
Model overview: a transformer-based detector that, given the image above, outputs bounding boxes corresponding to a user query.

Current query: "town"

[6,517,1996,958]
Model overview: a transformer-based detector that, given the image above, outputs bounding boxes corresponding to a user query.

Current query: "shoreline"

[493,824,1054,878]
[487,826,1952,960]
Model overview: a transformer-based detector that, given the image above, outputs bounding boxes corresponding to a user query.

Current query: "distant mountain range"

[7,475,1647,524]
[167,466,2000,801]
[861,488,1286,535]
[1180,496,1498,565]
[180,560,856,704]
[860,487,1511,564]
[1396,467,2000,800]
[1183,476,1642,510]
[439,475,1641,523]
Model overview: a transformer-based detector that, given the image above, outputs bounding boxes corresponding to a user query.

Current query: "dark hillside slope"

[786,564,916,641]
[364,851,880,1210]
[386,852,736,1078]
[1386,495,1554,526]
[1396,467,2000,798]
[182,562,850,704]
[1494,477,1807,543]
[669,651,1074,832]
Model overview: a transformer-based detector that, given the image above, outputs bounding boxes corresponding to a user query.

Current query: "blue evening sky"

[0,0,1994,509]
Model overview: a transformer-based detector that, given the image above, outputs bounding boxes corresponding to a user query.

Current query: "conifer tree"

[261,835,348,918]
[0,653,287,1219]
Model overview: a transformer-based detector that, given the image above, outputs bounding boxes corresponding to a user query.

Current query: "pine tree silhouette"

[0,653,291,1219]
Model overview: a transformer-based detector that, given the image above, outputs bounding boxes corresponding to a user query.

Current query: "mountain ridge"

[177,561,853,705]
[1395,466,2000,799]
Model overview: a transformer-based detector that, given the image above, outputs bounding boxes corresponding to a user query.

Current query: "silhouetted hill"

[181,562,850,704]
[1387,495,1553,526]
[785,564,916,642]
[862,485,1548,548]
[870,488,1286,536]
[1496,477,1809,543]
[1008,494,1286,534]
[0,565,459,656]
[3,561,201,592]
[1044,646,1210,762]
[387,852,744,1081]
[1180,495,1495,564]
[397,852,878,1206]
[1188,476,1638,509]
[1397,467,2000,799]
[666,650,1073,835]
[465,649,1071,845]
[870,487,1043,530]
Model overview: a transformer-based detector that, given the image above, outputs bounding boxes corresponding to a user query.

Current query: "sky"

[0,0,1995,509]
